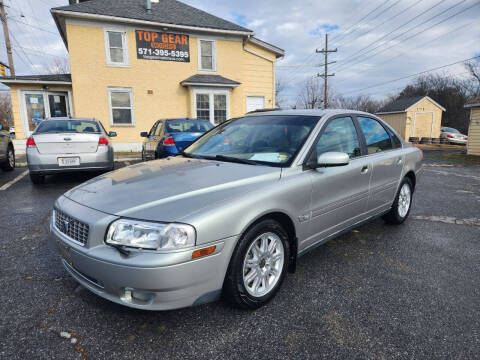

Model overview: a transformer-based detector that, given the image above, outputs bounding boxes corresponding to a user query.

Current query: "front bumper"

[27,146,113,174]
[49,197,236,310]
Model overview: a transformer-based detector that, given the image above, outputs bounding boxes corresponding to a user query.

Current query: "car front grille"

[54,210,89,246]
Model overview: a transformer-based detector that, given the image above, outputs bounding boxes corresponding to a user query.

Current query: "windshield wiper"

[213,155,259,165]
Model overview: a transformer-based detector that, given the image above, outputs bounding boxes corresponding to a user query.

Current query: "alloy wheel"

[242,232,284,297]
[398,183,411,218]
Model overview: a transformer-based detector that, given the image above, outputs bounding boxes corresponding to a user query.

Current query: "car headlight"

[105,219,195,251]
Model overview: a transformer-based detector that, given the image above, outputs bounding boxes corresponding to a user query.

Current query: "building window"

[105,30,128,66]
[108,88,134,126]
[198,39,216,71]
[194,90,228,125]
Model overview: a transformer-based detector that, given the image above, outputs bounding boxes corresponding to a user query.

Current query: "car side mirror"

[317,152,350,167]
[108,131,117,137]
[140,132,148,137]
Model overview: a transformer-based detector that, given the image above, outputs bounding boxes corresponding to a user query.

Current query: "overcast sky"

[1,0,479,106]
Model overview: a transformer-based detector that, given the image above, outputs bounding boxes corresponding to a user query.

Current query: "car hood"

[63,157,281,221]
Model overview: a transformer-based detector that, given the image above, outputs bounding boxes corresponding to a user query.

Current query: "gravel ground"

[0,154,479,360]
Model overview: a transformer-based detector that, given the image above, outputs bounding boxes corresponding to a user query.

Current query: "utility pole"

[316,34,336,109]
[0,0,15,77]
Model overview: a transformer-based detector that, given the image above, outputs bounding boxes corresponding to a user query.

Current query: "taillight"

[163,136,175,146]
[465,136,468,140]
[98,137,109,145]
[26,137,36,147]
[447,134,453,138]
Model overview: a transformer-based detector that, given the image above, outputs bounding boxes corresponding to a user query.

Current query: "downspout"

[243,37,276,108]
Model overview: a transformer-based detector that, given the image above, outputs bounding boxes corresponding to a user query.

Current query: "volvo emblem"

[60,220,70,233]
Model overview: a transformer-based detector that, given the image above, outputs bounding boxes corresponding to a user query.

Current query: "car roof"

[44,117,97,122]
[244,109,377,117]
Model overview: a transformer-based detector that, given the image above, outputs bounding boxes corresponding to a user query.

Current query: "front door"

[194,90,228,125]
[48,93,69,118]
[413,112,433,138]
[304,116,371,249]
[356,116,404,212]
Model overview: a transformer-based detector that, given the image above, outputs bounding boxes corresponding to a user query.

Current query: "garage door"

[246,96,265,113]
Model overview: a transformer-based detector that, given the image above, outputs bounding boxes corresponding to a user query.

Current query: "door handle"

[361,165,369,174]
[396,157,403,165]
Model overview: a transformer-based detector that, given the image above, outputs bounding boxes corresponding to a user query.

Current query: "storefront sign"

[136,30,190,62]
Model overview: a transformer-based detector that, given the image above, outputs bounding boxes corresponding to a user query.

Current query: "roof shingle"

[53,0,252,33]
[180,74,240,87]
[377,96,425,113]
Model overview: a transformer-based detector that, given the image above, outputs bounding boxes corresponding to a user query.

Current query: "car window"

[184,115,319,166]
[165,120,213,133]
[442,127,459,133]
[35,120,100,134]
[357,117,393,154]
[154,122,163,136]
[385,126,402,148]
[148,122,158,137]
[315,116,361,159]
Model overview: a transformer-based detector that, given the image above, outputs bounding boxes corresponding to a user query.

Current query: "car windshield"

[442,127,460,133]
[183,115,320,166]
[35,120,100,134]
[165,120,213,133]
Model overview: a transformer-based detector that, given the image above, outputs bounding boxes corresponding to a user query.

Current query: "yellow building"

[1,0,283,151]
[376,96,445,141]
[464,98,480,156]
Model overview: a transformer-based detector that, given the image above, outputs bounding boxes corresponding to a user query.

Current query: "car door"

[304,115,372,249]
[356,116,404,213]
[145,121,159,160]
[0,133,7,161]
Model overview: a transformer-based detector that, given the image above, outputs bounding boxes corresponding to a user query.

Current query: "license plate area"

[58,157,80,167]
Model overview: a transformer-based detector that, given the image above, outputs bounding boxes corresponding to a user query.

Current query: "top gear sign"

[136,30,190,62]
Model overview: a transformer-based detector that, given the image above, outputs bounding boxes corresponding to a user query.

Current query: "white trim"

[412,111,434,138]
[197,38,217,72]
[465,102,480,108]
[247,37,284,57]
[107,87,135,127]
[375,110,406,115]
[181,81,239,88]
[193,88,230,125]
[104,28,129,67]
[1,80,71,85]
[406,96,446,112]
[52,10,254,36]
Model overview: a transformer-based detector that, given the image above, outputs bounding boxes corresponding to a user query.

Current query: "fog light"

[192,246,216,259]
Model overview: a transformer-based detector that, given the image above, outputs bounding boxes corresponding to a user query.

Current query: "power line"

[334,0,404,48]
[333,19,475,86]
[334,0,424,49]
[331,0,394,43]
[8,17,58,35]
[335,1,479,73]
[332,0,452,70]
[340,56,480,96]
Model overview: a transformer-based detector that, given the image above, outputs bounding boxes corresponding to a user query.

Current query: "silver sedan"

[26,118,116,184]
[49,109,422,310]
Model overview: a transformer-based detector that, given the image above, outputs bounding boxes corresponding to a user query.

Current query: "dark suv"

[0,130,15,172]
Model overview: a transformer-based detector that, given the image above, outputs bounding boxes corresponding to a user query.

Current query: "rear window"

[35,120,100,134]
[165,120,213,133]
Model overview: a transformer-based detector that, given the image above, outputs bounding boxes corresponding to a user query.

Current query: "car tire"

[1,146,15,171]
[223,219,290,309]
[382,177,413,225]
[29,173,45,185]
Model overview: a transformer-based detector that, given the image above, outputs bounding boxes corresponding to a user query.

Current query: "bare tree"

[333,94,386,113]
[275,77,286,108]
[0,92,13,130]
[464,59,480,98]
[297,77,323,109]
[47,58,70,74]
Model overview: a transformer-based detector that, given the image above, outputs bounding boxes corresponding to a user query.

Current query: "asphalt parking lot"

[1,151,479,359]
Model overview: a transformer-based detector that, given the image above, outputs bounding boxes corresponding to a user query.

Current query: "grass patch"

[425,152,480,166]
